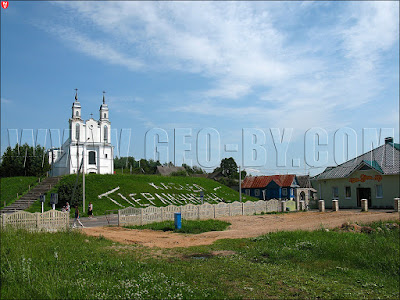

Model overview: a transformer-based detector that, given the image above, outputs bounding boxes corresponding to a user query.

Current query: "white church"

[49,91,114,176]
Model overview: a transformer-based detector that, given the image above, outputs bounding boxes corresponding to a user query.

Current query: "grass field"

[26,174,257,217]
[1,220,399,299]
[125,219,231,234]
[0,177,39,209]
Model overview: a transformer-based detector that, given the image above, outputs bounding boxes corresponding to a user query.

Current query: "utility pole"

[82,142,85,213]
[239,165,242,202]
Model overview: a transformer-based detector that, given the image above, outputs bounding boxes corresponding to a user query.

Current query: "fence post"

[361,199,368,212]
[36,212,40,230]
[332,200,339,211]
[213,204,216,219]
[118,210,121,227]
[318,200,325,212]
[281,201,286,212]
[197,205,200,220]
[394,198,400,212]
[140,208,143,226]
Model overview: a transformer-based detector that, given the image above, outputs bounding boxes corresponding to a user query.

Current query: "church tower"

[70,89,83,143]
[99,91,111,144]
[72,89,82,120]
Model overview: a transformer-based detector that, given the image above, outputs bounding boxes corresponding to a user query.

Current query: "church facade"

[49,92,114,176]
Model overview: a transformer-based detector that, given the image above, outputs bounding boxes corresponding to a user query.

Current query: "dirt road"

[82,210,399,248]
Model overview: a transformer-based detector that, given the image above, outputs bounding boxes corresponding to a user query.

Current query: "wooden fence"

[119,199,296,226]
[0,210,69,232]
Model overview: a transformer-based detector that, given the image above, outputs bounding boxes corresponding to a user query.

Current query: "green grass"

[0,177,39,209]
[1,220,399,299]
[27,174,258,216]
[125,219,231,234]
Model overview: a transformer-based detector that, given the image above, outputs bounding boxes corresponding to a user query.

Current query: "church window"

[89,151,96,165]
[76,111,79,117]
[104,113,107,118]
[75,124,80,141]
[104,126,108,142]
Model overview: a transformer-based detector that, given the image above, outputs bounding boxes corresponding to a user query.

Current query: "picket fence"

[119,199,296,226]
[0,210,69,232]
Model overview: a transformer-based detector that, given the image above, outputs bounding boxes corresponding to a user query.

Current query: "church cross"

[90,113,93,119]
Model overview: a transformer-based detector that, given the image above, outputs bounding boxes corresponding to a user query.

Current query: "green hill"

[0,176,39,209]
[27,174,257,216]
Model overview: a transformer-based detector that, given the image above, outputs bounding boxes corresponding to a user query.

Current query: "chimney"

[385,137,393,144]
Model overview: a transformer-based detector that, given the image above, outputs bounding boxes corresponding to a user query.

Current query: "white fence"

[119,199,295,226]
[0,210,69,232]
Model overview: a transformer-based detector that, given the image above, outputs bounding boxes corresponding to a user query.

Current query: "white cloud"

[41,1,398,135]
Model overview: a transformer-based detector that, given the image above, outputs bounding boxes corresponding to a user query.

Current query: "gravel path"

[81,210,399,248]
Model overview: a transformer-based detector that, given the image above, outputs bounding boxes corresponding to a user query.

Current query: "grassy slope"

[27,174,257,216]
[0,177,39,209]
[1,220,399,299]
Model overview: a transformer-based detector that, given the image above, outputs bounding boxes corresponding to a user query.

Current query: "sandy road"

[82,210,399,248]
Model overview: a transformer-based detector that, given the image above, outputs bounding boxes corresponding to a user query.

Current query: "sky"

[1,1,399,176]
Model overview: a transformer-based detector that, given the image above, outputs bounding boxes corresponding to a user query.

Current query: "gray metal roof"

[313,143,400,180]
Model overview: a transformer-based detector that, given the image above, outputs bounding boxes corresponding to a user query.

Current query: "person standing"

[66,202,70,213]
[73,205,84,228]
[88,202,93,219]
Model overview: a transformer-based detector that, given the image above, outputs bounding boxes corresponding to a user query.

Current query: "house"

[311,137,399,209]
[241,174,299,200]
[156,165,186,176]
[49,91,114,176]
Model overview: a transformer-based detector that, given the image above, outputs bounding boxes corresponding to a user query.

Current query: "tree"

[0,144,51,177]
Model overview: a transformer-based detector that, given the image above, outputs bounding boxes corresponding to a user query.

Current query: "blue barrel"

[174,212,182,230]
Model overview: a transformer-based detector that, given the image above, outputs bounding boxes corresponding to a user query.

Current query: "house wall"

[313,169,399,209]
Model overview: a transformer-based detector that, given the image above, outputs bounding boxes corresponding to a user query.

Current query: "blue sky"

[1,1,399,176]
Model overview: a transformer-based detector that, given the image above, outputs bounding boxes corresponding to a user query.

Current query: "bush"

[57,180,82,207]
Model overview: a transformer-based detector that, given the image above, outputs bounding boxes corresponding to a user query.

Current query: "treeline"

[0,144,51,178]
[114,157,206,175]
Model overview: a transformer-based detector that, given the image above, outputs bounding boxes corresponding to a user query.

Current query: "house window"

[282,188,287,197]
[345,186,351,198]
[376,185,383,198]
[104,125,108,142]
[245,189,250,196]
[75,124,80,141]
[332,187,339,199]
[255,189,260,197]
[89,151,96,165]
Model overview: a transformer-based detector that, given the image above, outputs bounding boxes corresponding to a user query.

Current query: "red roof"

[242,175,296,189]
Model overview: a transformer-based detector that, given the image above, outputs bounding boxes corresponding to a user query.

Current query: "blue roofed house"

[311,137,400,209]
[241,174,299,200]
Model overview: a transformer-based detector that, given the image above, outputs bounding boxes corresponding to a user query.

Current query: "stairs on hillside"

[1,177,62,214]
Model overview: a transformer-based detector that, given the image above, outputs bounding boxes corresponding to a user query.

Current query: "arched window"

[104,113,107,118]
[89,151,96,165]
[75,124,80,141]
[76,111,79,117]
[104,125,108,142]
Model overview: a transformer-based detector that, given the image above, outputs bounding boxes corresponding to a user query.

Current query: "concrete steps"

[1,177,62,214]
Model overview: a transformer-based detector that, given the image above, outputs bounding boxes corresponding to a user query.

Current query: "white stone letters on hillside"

[97,182,224,208]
